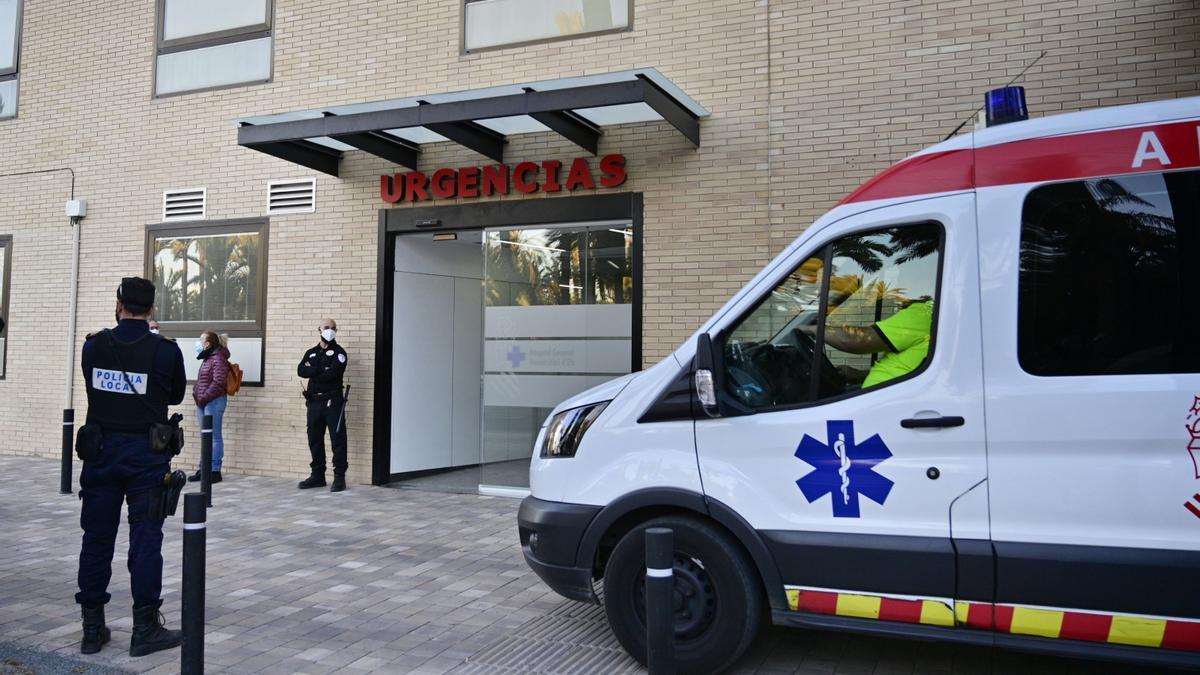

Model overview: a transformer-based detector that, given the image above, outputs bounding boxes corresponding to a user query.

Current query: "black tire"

[602,515,763,675]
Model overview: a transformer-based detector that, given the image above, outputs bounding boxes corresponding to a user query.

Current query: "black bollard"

[200,414,212,508]
[181,493,206,675]
[60,409,74,495]
[645,527,675,675]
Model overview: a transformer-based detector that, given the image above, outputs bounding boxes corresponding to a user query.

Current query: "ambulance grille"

[162,188,206,221]
[267,178,316,215]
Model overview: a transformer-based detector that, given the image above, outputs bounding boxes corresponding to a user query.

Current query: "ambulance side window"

[1019,170,1200,376]
[721,223,942,411]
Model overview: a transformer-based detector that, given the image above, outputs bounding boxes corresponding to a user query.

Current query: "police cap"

[117,277,155,313]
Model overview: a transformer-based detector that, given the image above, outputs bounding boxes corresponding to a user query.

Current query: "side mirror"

[694,333,720,418]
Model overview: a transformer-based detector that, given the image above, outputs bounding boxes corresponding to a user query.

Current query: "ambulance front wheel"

[602,515,763,675]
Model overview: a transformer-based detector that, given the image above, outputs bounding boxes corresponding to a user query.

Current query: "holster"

[148,470,187,520]
[76,424,103,462]
[148,413,185,456]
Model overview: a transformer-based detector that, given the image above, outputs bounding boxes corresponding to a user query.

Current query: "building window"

[146,220,268,384]
[463,0,631,52]
[154,0,273,97]
[0,0,22,119]
[1019,170,1200,376]
[720,223,943,412]
[0,235,11,378]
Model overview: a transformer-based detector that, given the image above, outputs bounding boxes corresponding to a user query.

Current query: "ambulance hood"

[547,370,642,420]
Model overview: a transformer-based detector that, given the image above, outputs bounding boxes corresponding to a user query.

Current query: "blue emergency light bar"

[985,86,1028,126]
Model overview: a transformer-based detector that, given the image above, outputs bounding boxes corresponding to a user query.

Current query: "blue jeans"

[197,395,228,471]
[77,432,169,608]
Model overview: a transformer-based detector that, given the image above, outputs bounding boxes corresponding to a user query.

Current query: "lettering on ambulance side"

[91,368,148,395]
[794,420,894,518]
[1184,396,1200,520]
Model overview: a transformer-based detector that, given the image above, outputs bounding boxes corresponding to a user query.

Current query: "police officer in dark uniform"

[76,277,186,656]
[297,317,349,492]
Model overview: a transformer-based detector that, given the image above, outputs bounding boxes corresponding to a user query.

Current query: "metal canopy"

[235,69,708,177]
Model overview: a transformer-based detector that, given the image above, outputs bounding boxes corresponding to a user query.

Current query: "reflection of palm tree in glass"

[1020,176,1180,372]
[485,227,632,307]
[586,229,630,304]
[154,234,258,321]
[486,229,578,306]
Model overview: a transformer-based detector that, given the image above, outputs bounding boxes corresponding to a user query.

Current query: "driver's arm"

[799,323,890,354]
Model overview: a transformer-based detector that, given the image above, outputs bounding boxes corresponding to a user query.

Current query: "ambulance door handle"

[900,415,964,429]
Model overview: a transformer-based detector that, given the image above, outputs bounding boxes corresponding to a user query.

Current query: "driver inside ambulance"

[799,297,933,388]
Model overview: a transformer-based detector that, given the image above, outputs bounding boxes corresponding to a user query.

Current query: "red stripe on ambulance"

[1059,611,1113,643]
[840,119,1200,204]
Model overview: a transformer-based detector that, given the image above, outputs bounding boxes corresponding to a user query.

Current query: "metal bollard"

[200,414,213,508]
[181,493,206,675]
[645,527,675,675]
[60,409,74,495]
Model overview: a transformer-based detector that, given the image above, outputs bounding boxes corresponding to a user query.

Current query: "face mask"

[149,328,160,335]
[194,341,204,355]
[321,328,336,342]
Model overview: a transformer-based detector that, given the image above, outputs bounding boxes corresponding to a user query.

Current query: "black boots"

[129,601,182,657]
[330,473,346,493]
[82,602,180,657]
[188,470,201,482]
[80,605,110,654]
[188,470,222,483]
[298,473,326,489]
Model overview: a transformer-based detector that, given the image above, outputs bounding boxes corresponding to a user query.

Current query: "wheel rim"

[634,553,718,641]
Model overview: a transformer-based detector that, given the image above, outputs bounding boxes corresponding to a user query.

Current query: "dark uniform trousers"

[306,395,348,475]
[76,432,169,608]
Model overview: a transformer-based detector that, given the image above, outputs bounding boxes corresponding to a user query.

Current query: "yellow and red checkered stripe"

[786,587,1200,652]
[787,587,956,627]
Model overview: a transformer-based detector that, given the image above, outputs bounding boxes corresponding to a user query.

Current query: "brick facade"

[0,0,1195,483]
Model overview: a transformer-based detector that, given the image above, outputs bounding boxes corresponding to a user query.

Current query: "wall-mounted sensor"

[65,199,88,218]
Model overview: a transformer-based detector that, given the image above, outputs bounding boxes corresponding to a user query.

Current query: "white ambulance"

[518,92,1200,673]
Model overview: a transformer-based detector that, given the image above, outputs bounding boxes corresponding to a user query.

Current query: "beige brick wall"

[0,0,1194,481]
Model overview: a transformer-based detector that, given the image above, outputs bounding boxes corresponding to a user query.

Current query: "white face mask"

[149,328,160,335]
[321,328,337,342]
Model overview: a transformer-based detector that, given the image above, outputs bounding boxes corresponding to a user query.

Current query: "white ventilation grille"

[268,178,316,215]
[162,188,206,221]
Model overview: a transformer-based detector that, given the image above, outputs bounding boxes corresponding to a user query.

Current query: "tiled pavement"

[0,455,1150,674]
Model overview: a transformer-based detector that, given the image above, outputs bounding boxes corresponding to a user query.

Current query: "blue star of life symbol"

[795,420,894,518]
[506,345,526,368]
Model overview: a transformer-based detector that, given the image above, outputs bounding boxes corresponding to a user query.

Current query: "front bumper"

[518,496,602,603]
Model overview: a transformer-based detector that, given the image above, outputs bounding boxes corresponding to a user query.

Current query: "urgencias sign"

[380,154,626,203]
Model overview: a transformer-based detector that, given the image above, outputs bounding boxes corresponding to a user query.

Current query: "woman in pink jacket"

[189,331,229,483]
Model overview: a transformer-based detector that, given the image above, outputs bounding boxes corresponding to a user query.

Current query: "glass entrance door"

[480,222,635,490]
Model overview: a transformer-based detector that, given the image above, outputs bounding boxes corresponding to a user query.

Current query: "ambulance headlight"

[540,402,609,458]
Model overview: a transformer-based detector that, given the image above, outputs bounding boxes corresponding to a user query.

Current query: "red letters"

[564,157,595,191]
[380,154,628,203]
[458,166,481,198]
[405,171,429,202]
[380,174,403,203]
[541,160,562,192]
[513,162,539,193]
[481,164,509,196]
[431,168,457,199]
[599,154,626,188]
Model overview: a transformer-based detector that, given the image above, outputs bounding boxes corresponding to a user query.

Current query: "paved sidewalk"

[0,456,1146,674]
